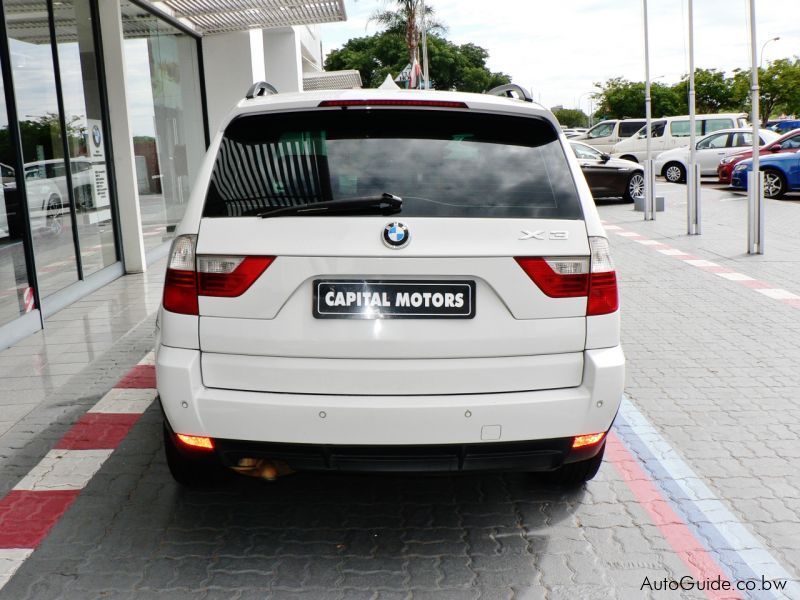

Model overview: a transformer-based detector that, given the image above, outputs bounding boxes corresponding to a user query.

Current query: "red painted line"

[0,490,80,549]
[606,432,742,600]
[55,413,141,450]
[116,364,156,389]
[782,298,800,308]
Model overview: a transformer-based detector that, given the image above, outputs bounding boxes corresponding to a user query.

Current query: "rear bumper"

[157,345,624,448]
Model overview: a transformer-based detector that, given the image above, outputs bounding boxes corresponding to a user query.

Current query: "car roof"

[222,88,560,133]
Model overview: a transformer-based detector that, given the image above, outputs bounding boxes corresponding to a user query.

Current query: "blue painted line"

[615,397,797,598]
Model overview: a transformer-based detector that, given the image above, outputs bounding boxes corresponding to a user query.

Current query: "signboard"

[86,119,110,209]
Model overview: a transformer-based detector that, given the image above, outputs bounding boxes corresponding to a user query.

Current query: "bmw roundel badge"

[383,222,410,249]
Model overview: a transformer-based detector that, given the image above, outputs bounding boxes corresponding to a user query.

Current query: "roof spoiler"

[486,84,533,103]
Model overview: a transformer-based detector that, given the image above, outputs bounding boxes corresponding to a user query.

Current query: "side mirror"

[600,153,611,163]
[770,146,781,152]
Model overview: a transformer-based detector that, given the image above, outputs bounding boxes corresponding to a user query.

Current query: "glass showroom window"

[7,0,80,299]
[0,52,33,326]
[53,0,118,277]
[121,1,205,255]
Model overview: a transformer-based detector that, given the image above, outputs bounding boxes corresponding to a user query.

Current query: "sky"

[319,0,800,113]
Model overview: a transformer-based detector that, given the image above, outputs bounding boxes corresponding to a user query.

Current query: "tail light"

[586,237,618,316]
[514,257,589,297]
[162,235,274,315]
[197,256,274,297]
[514,236,618,316]
[163,235,199,315]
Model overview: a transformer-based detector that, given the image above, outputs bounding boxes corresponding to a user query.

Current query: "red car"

[718,128,800,183]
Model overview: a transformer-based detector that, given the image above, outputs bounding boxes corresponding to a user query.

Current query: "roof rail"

[245,81,279,100]
[486,83,534,103]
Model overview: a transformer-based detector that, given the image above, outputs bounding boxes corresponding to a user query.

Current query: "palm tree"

[370,0,445,84]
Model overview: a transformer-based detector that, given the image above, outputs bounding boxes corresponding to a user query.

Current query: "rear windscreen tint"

[203,109,583,220]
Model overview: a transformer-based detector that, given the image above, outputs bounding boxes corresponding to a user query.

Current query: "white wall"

[201,31,261,136]
[262,27,303,93]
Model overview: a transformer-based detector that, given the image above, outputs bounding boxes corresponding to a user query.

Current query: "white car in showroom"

[156,84,625,488]
[654,127,780,183]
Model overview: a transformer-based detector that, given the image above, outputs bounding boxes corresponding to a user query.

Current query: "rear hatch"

[189,104,596,395]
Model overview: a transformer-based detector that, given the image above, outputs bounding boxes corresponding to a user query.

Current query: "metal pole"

[421,0,429,89]
[687,0,700,234]
[643,0,654,220]
[748,0,763,254]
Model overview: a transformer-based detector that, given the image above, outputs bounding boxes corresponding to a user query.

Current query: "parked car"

[562,128,588,138]
[768,119,800,134]
[156,86,624,488]
[610,113,749,163]
[718,128,800,183]
[571,141,644,201]
[731,151,800,198]
[570,119,646,153]
[653,128,779,183]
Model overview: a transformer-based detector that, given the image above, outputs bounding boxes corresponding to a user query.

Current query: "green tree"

[672,68,734,113]
[369,0,445,76]
[592,78,683,119]
[552,108,588,127]
[325,31,510,92]
[732,58,800,121]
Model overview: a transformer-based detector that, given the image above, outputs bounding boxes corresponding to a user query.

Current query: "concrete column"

[202,31,260,136]
[97,1,146,273]
[263,28,303,93]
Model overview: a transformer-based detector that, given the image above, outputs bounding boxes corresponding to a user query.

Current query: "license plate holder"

[313,280,475,319]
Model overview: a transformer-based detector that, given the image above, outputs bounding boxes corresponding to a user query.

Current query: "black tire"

[663,162,685,183]
[762,169,786,199]
[624,172,645,203]
[163,423,224,487]
[541,443,605,488]
[619,155,638,164]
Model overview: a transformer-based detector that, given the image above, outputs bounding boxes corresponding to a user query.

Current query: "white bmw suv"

[155,84,625,487]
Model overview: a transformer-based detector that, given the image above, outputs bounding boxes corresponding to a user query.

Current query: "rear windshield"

[203,109,582,220]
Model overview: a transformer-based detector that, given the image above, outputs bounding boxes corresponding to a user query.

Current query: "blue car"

[731,151,800,199]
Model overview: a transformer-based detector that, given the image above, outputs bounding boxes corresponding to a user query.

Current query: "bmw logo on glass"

[383,222,410,249]
[92,125,102,147]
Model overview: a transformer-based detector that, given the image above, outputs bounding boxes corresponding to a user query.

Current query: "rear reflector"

[572,432,606,449]
[197,256,274,297]
[318,99,468,109]
[176,434,214,450]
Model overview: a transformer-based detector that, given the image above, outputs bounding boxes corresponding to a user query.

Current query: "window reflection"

[7,0,80,299]
[53,0,118,277]
[0,70,33,325]
[121,2,205,255]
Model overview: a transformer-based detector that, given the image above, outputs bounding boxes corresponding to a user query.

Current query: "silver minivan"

[571,119,647,152]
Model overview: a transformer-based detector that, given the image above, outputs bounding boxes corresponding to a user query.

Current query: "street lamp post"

[577,91,594,127]
[643,0,655,221]
[760,36,779,68]
[748,0,764,254]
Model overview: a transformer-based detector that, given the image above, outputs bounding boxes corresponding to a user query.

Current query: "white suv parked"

[156,85,625,487]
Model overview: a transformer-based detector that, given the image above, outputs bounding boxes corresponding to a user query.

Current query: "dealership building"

[0,0,349,349]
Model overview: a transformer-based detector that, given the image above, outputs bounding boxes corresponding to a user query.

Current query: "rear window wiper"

[257,193,402,218]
